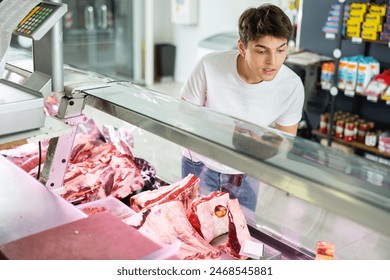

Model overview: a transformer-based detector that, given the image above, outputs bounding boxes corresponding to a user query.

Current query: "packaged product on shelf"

[378,132,390,153]
[322,4,349,34]
[345,58,359,91]
[365,130,378,147]
[362,21,383,32]
[363,4,385,36]
[320,62,334,90]
[338,57,349,89]
[344,120,356,142]
[356,61,371,93]
[361,28,379,40]
[357,121,369,143]
[350,2,368,13]
[335,119,345,139]
[365,13,384,24]
[322,25,345,34]
[346,19,362,29]
[332,3,351,11]
[349,12,365,22]
[369,59,381,78]
[364,70,390,97]
[346,28,361,38]
[319,113,329,134]
[355,57,379,94]
[369,4,387,16]
[347,5,366,38]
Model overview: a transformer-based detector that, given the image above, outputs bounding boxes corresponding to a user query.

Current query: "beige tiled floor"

[146,81,183,99]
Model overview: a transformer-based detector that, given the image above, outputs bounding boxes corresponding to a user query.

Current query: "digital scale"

[14,1,67,40]
[0,1,67,136]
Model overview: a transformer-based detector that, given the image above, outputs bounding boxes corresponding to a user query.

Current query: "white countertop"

[0,155,86,245]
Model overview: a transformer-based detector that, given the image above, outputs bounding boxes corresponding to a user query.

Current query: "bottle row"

[319,110,389,152]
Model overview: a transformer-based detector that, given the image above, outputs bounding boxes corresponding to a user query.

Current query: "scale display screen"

[14,3,56,36]
[13,1,67,40]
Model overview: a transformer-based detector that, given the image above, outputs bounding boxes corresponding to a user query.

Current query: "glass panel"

[83,94,390,260]
[62,0,143,81]
[83,81,390,240]
[85,81,390,190]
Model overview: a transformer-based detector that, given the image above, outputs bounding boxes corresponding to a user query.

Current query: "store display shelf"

[324,33,390,47]
[340,90,390,104]
[0,116,71,150]
[312,129,390,159]
[319,85,390,105]
[344,36,390,46]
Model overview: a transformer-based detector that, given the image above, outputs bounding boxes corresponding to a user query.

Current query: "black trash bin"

[155,43,176,81]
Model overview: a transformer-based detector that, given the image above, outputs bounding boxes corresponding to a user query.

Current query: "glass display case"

[2,51,390,260]
[79,79,390,260]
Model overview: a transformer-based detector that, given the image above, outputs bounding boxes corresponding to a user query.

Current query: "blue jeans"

[181,156,259,211]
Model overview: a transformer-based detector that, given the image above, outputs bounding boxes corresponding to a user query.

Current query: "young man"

[181,4,304,211]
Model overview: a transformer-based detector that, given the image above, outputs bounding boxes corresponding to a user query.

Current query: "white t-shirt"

[181,50,304,173]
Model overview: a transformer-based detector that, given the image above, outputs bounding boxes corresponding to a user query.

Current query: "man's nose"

[266,52,276,65]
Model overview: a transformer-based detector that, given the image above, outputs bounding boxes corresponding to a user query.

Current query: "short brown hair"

[238,4,292,47]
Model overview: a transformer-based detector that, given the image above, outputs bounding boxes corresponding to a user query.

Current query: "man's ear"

[238,39,246,56]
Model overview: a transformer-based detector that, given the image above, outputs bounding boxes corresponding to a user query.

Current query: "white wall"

[152,0,290,84]
[154,0,174,43]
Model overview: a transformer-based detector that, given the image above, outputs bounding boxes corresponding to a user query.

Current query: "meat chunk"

[218,198,251,259]
[62,142,144,202]
[315,241,335,260]
[130,174,200,212]
[123,200,221,260]
[1,142,49,173]
[187,191,230,243]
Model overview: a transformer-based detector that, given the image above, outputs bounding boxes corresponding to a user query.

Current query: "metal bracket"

[40,82,111,194]
[40,114,88,193]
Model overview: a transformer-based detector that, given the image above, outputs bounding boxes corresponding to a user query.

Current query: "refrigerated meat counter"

[78,78,390,260]
[1,53,390,260]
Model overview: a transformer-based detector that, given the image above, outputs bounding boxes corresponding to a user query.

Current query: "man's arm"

[275,123,298,136]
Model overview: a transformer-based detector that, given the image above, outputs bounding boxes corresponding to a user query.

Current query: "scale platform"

[0,79,45,136]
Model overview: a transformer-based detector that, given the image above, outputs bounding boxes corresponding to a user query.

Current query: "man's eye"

[277,49,286,53]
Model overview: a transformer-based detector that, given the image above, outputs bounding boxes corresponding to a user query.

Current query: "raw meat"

[315,241,335,260]
[187,191,230,243]
[0,141,49,173]
[62,142,144,202]
[123,200,221,260]
[130,174,200,212]
[1,93,159,205]
[44,93,60,116]
[218,198,252,259]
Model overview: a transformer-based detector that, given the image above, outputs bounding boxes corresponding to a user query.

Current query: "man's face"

[238,35,288,83]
